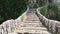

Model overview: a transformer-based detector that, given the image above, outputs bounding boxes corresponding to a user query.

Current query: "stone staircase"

[13,12,51,34]
[0,7,60,34]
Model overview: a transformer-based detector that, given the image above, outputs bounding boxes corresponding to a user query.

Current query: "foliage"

[33,3,38,8]
[40,7,46,16]
[48,3,58,11]
[36,0,46,7]
[0,16,4,21]
[0,15,4,24]
[46,3,58,20]
[57,10,60,21]
[0,0,28,24]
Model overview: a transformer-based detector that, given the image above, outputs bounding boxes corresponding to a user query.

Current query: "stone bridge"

[0,7,60,34]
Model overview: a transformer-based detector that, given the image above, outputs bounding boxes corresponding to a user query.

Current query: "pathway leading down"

[12,10,51,34]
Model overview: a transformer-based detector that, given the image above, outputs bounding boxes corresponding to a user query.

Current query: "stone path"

[12,11,51,34]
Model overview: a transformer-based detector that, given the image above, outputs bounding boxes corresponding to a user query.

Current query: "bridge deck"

[12,11,51,34]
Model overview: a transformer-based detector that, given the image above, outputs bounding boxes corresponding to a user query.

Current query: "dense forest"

[0,0,28,24]
[0,0,60,24]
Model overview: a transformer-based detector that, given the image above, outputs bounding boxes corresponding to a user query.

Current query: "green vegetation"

[33,3,38,8]
[40,7,46,16]
[46,3,58,20]
[39,1,60,21]
[57,9,60,21]
[36,0,46,7]
[0,16,4,24]
[0,0,60,23]
[0,0,28,24]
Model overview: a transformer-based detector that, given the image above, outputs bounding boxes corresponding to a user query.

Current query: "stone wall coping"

[37,7,60,24]
[36,7,60,34]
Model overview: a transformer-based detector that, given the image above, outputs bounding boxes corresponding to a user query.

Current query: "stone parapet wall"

[0,19,16,34]
[0,12,26,34]
[0,7,29,34]
[36,7,60,34]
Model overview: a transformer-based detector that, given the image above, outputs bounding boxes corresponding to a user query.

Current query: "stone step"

[16,27,47,31]
[25,19,40,22]
[21,24,43,27]
[17,32,51,34]
[16,29,51,34]
[22,22,42,24]
[24,21,40,23]
[26,16,38,19]
[26,15,39,18]
[26,16,39,21]
[17,12,51,34]
[26,15,38,19]
[25,20,39,22]
[10,30,51,34]
[27,14,37,17]
[25,19,39,21]
[41,31,51,34]
[21,25,44,27]
[26,13,36,16]
[16,30,51,34]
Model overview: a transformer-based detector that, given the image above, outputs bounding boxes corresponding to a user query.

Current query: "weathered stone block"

[51,21,56,34]
[45,18,49,27]
[56,26,60,34]
[42,16,46,25]
[48,20,53,31]
[0,25,2,34]
[56,22,60,27]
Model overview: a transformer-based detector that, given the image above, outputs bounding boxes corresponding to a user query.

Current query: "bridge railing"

[0,6,30,34]
[0,19,16,34]
[0,13,26,34]
[36,7,60,34]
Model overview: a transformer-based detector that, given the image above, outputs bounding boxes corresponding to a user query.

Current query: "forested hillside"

[0,0,28,24]
[0,0,60,24]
